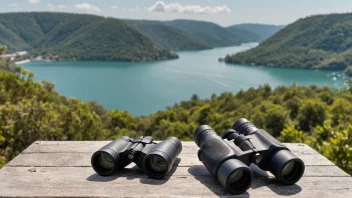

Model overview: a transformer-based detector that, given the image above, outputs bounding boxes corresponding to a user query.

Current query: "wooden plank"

[191,164,351,177]
[17,141,332,168]
[6,151,334,167]
[1,141,350,198]
[0,167,351,198]
[23,141,319,155]
[1,164,349,179]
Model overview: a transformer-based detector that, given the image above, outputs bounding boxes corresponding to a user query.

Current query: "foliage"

[164,20,244,47]
[279,121,352,174]
[0,45,20,73]
[0,13,284,60]
[277,125,310,143]
[228,23,285,41]
[0,55,352,174]
[127,20,283,49]
[0,69,107,163]
[344,66,352,77]
[225,27,261,43]
[0,13,177,62]
[125,20,212,51]
[225,13,352,71]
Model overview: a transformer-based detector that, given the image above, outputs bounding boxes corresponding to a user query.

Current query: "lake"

[23,43,346,115]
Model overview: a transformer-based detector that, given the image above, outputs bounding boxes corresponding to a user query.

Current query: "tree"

[297,100,327,131]
[278,125,309,143]
[1,71,352,175]
[0,45,7,55]
[0,45,19,73]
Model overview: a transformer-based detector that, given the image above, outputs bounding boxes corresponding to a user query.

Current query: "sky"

[1,0,352,26]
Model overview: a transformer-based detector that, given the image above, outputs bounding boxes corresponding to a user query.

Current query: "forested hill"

[225,13,352,73]
[227,23,285,41]
[164,20,244,47]
[225,26,261,43]
[0,13,284,56]
[0,12,177,61]
[124,20,212,51]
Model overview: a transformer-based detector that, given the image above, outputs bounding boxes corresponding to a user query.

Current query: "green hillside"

[225,13,352,71]
[124,20,212,50]
[228,23,285,41]
[0,12,177,61]
[226,26,261,43]
[164,20,243,47]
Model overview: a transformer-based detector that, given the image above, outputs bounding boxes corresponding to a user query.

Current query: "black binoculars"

[194,118,305,194]
[91,136,182,179]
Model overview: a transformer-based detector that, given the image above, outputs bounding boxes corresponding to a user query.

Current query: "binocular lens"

[98,152,114,170]
[149,156,168,172]
[282,161,295,176]
[228,169,243,183]
[144,154,168,177]
[217,159,253,195]
[270,149,305,184]
[227,168,252,194]
[91,151,116,176]
[143,137,182,179]
[281,160,304,183]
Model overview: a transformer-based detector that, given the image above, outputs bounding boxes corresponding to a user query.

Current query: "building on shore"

[0,51,28,60]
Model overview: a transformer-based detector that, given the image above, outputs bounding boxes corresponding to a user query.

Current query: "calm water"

[23,43,346,115]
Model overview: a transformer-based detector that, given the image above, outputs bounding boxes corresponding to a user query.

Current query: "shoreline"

[15,59,31,65]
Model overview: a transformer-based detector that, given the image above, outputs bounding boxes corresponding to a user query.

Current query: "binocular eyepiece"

[194,118,305,195]
[91,136,182,179]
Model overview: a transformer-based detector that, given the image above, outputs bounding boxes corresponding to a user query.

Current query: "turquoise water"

[23,43,346,115]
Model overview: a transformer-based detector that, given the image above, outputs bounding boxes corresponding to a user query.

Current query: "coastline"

[15,59,31,65]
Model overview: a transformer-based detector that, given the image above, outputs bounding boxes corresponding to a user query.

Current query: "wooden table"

[0,141,351,197]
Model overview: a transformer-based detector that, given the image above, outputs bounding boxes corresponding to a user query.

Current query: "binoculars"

[91,136,182,179]
[91,118,304,195]
[194,118,305,194]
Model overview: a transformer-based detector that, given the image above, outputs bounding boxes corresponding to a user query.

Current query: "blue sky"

[2,0,352,26]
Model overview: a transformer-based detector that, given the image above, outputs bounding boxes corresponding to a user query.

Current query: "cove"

[23,43,346,115]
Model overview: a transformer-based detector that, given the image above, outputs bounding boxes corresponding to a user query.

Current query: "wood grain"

[7,151,334,167]
[0,141,351,198]
[22,141,318,154]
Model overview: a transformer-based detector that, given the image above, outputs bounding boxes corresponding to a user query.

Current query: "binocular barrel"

[194,118,305,194]
[232,118,305,185]
[194,125,254,195]
[232,118,259,135]
[91,136,132,176]
[143,137,182,178]
[91,136,182,179]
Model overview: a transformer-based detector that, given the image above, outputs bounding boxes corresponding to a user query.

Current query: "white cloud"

[111,5,118,9]
[57,5,67,9]
[8,3,19,7]
[29,0,40,4]
[75,3,101,13]
[148,1,231,14]
[48,4,68,11]
[48,3,55,10]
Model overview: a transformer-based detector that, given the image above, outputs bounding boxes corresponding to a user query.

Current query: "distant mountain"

[225,26,261,43]
[124,20,211,51]
[225,13,352,71]
[228,24,285,41]
[164,20,243,47]
[0,12,177,62]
